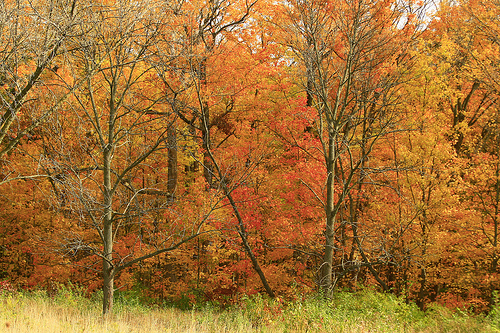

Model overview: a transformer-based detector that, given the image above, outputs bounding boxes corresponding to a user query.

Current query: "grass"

[1,288,500,332]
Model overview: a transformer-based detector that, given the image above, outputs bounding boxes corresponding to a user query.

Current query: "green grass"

[1,288,499,332]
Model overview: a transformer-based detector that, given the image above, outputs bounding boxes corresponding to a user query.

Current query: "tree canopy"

[1,0,499,314]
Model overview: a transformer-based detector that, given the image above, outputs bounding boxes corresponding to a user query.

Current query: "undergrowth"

[1,285,500,332]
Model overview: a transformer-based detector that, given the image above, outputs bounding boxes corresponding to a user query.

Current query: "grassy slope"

[1,290,499,333]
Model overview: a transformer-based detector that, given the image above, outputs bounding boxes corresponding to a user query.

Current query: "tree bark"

[199,58,215,188]
[102,143,115,315]
[321,131,336,295]
[102,83,116,314]
[102,260,114,316]
[167,126,177,200]
[225,190,275,298]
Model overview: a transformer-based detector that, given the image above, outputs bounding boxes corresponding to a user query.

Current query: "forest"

[0,0,499,316]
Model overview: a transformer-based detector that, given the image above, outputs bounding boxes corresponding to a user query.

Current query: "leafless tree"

[40,0,226,315]
[281,0,423,294]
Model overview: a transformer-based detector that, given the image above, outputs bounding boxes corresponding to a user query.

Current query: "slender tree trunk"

[199,57,214,187]
[102,258,114,315]
[102,141,115,315]
[321,131,336,295]
[102,90,115,315]
[167,126,177,200]
[102,170,115,314]
[305,36,315,108]
[201,107,214,187]
[492,156,500,272]
[416,221,428,310]
[225,190,275,298]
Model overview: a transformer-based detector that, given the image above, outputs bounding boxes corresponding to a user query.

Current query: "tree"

[150,0,278,297]
[39,0,227,314]
[276,0,422,294]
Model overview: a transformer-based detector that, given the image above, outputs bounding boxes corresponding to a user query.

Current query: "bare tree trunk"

[201,109,214,187]
[167,126,177,200]
[225,190,275,298]
[199,58,215,188]
[321,131,336,294]
[102,126,115,315]
[102,260,114,315]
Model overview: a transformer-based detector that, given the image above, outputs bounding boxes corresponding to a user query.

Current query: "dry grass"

[0,290,271,333]
[1,290,499,333]
[0,294,251,333]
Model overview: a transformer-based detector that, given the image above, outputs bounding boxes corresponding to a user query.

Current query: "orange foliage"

[1,0,500,313]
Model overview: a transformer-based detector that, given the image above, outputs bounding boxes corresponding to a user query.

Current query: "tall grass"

[1,287,499,332]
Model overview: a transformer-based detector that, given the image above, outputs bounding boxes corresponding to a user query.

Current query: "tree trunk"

[102,161,114,316]
[239,229,275,298]
[202,123,214,187]
[167,126,177,200]
[321,131,336,295]
[198,56,215,187]
[102,174,114,316]
[102,108,115,315]
[225,190,275,298]
[102,260,114,316]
